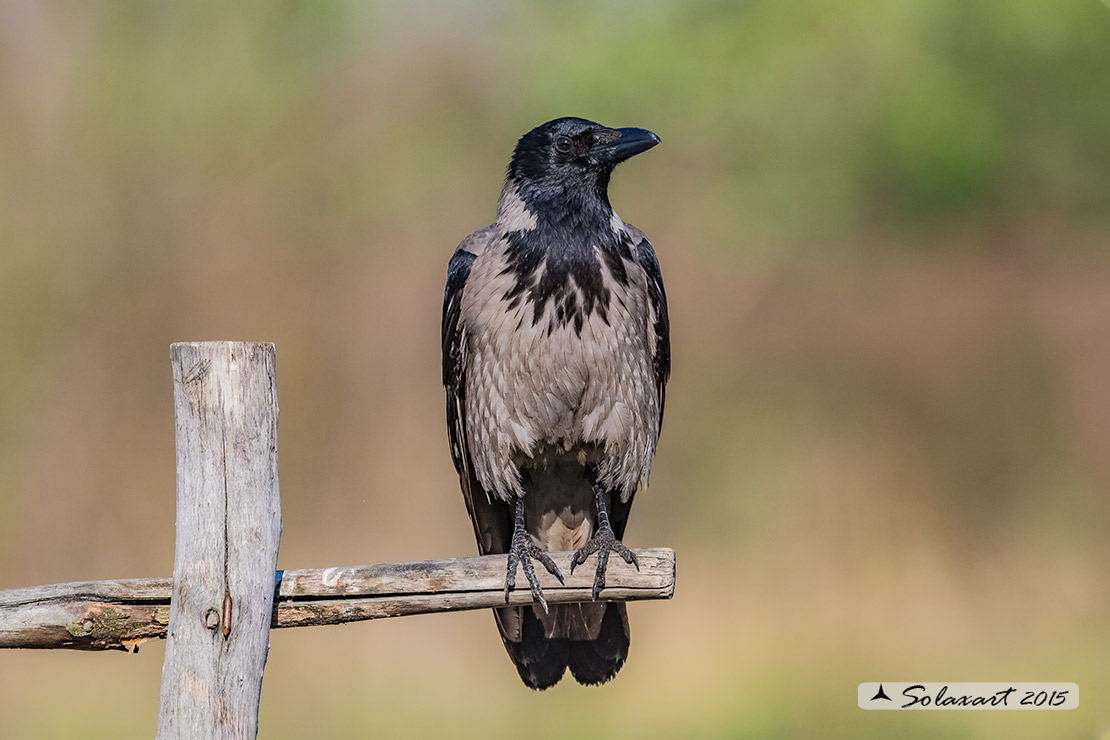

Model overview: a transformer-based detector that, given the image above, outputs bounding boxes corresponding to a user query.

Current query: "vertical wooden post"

[157,342,282,740]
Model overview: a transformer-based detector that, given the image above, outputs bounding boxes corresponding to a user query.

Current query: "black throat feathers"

[499,185,634,336]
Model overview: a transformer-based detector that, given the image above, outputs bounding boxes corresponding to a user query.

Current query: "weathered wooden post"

[156,342,282,740]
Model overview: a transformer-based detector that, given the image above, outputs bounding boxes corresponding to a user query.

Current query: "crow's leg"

[570,485,640,600]
[505,496,564,612]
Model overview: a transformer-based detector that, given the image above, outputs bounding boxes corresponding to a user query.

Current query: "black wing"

[631,227,670,430]
[607,226,670,540]
[443,229,525,643]
[442,230,513,556]
[442,245,475,475]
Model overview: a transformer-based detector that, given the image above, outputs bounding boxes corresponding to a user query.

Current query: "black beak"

[591,127,661,165]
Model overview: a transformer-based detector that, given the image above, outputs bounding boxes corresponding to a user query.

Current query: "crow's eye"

[554,136,573,154]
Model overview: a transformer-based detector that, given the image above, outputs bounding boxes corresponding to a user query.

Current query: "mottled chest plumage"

[459,221,659,500]
[498,216,635,336]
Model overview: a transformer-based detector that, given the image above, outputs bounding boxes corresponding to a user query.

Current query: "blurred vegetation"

[2,1,1109,737]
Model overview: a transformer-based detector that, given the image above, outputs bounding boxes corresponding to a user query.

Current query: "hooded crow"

[442,117,669,688]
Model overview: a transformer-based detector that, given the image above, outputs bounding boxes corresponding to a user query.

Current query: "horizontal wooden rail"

[0,547,675,651]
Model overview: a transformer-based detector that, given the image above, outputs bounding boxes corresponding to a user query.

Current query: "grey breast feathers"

[457,223,661,502]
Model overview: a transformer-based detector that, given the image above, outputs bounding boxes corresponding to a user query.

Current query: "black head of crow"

[507,117,660,207]
[442,117,669,689]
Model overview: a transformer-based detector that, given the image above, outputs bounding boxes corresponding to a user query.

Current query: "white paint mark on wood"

[0,549,675,649]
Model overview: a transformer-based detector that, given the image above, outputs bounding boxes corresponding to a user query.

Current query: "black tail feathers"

[503,603,629,690]
[567,602,629,685]
[505,607,567,690]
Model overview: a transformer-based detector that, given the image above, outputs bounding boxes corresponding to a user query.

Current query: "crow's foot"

[505,497,563,612]
[570,487,639,600]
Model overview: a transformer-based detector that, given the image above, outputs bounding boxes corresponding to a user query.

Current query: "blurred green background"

[2,0,1109,737]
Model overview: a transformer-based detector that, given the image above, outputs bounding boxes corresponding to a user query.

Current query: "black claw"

[571,486,636,600]
[535,549,565,585]
[618,543,639,569]
[504,497,562,612]
[569,539,598,574]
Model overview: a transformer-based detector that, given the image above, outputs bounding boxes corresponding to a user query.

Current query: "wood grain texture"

[0,577,171,651]
[156,342,282,740]
[0,548,675,648]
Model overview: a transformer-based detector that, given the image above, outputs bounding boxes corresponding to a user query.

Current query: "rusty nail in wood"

[222,591,233,638]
